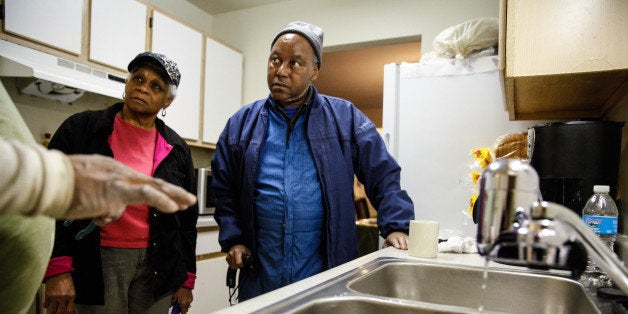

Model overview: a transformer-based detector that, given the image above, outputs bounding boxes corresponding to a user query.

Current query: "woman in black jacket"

[43,52,198,314]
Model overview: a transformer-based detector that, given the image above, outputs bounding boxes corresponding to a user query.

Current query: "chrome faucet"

[476,159,628,293]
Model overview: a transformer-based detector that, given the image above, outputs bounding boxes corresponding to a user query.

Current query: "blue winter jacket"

[211,86,414,270]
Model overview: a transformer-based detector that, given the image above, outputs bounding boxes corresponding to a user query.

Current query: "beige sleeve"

[0,138,74,218]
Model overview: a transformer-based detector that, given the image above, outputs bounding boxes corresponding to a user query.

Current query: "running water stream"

[478,259,490,313]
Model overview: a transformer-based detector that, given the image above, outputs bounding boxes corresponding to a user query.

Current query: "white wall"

[210,0,500,104]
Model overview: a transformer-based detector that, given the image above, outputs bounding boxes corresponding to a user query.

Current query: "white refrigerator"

[382,55,543,238]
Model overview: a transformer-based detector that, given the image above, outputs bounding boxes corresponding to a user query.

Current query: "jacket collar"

[88,102,122,137]
[266,85,320,112]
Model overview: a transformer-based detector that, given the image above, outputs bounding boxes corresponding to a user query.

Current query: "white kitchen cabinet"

[4,0,83,54]
[1,2,242,146]
[196,225,221,255]
[151,11,203,141]
[202,37,243,144]
[190,256,230,313]
[193,224,231,313]
[90,0,147,71]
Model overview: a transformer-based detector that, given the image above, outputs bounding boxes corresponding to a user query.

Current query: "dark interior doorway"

[314,36,422,128]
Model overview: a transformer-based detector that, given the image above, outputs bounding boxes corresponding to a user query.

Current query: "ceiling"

[187,0,287,15]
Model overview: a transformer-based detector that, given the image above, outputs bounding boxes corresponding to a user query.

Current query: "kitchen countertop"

[214,247,552,313]
[196,215,218,228]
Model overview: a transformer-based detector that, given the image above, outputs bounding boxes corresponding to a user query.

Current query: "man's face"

[267,33,319,106]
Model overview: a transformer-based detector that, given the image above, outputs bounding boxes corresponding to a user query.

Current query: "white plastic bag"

[432,17,499,59]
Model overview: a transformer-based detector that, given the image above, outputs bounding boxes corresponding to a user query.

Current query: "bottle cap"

[593,185,610,193]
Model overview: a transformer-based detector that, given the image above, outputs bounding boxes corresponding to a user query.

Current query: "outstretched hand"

[65,154,196,223]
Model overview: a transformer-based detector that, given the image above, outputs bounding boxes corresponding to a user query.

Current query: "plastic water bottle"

[580,185,619,290]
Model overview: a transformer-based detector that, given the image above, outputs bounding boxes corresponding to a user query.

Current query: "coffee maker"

[529,121,624,216]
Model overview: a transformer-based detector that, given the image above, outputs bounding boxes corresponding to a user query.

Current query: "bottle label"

[582,215,618,235]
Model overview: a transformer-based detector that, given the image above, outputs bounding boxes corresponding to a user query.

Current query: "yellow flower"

[472,148,493,168]
[468,194,478,216]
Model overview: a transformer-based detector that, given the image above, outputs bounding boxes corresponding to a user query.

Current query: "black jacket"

[48,103,198,305]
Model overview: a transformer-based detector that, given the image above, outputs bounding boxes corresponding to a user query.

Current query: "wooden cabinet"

[203,37,243,144]
[152,11,203,141]
[90,0,147,71]
[4,0,83,54]
[500,0,628,120]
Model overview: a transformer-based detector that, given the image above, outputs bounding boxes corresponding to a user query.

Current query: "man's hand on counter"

[383,231,409,250]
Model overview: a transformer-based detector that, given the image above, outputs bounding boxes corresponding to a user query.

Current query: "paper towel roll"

[408,220,439,258]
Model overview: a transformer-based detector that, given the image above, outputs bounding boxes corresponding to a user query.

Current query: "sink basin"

[255,257,601,314]
[285,296,482,314]
[348,262,598,314]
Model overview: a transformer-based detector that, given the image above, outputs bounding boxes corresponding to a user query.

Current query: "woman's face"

[124,66,173,117]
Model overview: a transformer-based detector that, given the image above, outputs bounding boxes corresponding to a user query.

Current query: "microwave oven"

[196,168,217,215]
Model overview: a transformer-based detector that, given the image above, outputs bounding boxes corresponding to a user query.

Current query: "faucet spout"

[475,159,628,294]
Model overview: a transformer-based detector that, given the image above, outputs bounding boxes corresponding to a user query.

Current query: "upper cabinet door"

[4,0,83,54]
[505,0,628,77]
[152,11,203,141]
[203,37,243,144]
[90,0,147,70]
[501,0,628,120]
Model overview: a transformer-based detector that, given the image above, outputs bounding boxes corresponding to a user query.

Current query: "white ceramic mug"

[408,220,439,258]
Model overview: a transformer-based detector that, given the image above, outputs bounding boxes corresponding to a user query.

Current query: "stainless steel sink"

[255,257,602,314]
[283,296,484,314]
[348,262,598,314]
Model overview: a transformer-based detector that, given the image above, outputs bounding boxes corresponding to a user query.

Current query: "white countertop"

[196,215,218,228]
[214,247,542,313]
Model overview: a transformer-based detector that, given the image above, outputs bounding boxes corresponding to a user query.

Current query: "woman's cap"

[128,52,181,87]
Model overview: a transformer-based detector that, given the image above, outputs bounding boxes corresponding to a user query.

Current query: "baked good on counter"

[494,133,527,160]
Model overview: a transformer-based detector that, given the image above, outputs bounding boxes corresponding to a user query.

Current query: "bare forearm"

[0,139,74,217]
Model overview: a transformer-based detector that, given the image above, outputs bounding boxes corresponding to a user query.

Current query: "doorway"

[314,36,422,128]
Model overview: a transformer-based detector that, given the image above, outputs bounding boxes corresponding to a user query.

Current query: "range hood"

[0,39,125,102]
[20,78,86,103]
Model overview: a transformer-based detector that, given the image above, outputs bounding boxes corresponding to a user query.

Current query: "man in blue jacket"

[211,21,415,301]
